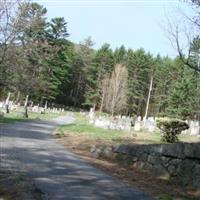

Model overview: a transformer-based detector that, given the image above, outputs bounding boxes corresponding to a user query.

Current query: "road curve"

[0,114,155,200]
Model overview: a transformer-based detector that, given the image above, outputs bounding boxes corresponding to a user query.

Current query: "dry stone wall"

[91,143,200,187]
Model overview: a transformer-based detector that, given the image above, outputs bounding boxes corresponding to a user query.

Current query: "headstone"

[32,106,37,112]
[134,116,141,131]
[190,121,199,135]
[10,104,15,111]
[89,107,95,124]
[147,117,155,132]
[0,101,3,108]
[123,117,132,132]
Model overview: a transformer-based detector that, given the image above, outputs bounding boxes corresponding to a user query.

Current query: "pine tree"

[126,49,152,116]
[114,45,127,65]
[166,68,200,119]
[84,43,114,108]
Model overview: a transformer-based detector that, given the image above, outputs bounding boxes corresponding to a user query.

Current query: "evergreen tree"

[84,43,114,108]
[166,68,200,119]
[150,56,182,116]
[126,49,152,115]
[1,1,199,121]
[113,45,127,65]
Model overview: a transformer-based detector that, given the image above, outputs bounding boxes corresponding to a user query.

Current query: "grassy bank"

[58,112,199,144]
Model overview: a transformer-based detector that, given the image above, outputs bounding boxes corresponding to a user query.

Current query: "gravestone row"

[85,108,200,135]
[0,101,65,114]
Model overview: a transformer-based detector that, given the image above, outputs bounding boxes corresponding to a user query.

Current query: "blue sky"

[37,0,192,57]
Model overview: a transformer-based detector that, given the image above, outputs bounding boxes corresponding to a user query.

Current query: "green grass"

[58,112,199,144]
[58,113,123,140]
[0,109,65,124]
[59,112,122,140]
[59,123,122,140]
[130,130,199,144]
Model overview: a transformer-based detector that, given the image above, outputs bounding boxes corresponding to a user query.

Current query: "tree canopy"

[0,2,199,120]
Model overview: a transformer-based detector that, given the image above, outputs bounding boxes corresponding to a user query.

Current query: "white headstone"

[134,120,141,131]
[190,121,199,135]
[0,101,3,108]
[89,107,95,124]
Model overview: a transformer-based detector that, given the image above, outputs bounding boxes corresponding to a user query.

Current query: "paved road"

[0,114,154,200]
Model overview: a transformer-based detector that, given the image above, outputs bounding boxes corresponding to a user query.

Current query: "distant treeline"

[0,2,199,120]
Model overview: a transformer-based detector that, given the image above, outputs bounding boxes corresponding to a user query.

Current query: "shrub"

[156,118,189,143]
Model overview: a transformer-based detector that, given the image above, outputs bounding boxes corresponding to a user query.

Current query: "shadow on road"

[0,118,154,200]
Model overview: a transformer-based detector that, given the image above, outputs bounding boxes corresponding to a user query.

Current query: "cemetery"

[87,108,200,137]
[0,94,66,124]
[1,98,200,199]
[1,93,200,199]
[1,1,200,200]
[57,110,200,188]
[54,110,200,199]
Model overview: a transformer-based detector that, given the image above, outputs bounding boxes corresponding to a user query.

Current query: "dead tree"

[165,1,200,72]
[103,64,128,116]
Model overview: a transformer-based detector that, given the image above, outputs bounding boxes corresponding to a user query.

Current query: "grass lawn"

[58,112,199,144]
[0,108,65,124]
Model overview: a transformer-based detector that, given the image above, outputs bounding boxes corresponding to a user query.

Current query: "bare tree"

[0,0,24,64]
[0,0,29,97]
[102,64,128,116]
[165,0,200,72]
[99,75,110,113]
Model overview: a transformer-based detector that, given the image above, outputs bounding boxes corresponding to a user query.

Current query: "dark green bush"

[156,118,189,143]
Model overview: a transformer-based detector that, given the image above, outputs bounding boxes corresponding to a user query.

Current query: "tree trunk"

[23,106,28,118]
[144,76,153,119]
[22,95,29,118]
[5,104,9,114]
[5,92,11,114]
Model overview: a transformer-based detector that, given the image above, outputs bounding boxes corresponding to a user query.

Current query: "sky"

[36,0,193,57]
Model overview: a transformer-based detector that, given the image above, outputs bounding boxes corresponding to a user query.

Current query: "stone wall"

[91,143,200,187]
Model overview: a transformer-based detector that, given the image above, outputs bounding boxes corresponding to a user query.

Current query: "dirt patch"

[57,134,200,200]
[0,170,44,200]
